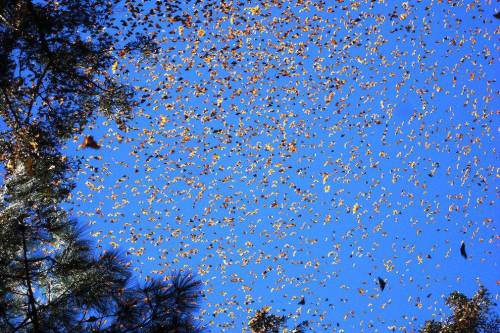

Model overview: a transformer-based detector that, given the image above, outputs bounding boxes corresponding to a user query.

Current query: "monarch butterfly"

[81,136,100,149]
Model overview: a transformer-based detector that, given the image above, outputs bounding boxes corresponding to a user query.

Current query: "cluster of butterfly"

[74,1,499,331]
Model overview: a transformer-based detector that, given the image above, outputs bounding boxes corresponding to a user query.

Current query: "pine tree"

[248,307,309,333]
[0,0,138,141]
[0,135,203,332]
[0,1,204,332]
[420,287,500,333]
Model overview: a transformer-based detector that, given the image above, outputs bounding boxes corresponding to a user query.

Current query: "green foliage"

[0,0,134,148]
[0,1,204,332]
[248,307,309,333]
[420,287,500,333]
[0,129,204,332]
[249,307,286,333]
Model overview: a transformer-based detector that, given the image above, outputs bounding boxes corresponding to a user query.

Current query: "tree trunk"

[20,221,40,332]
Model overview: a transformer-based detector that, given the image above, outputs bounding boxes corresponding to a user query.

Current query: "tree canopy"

[0,1,203,332]
[248,307,309,333]
[420,287,500,333]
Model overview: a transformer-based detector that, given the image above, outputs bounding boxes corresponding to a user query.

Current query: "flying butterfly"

[81,136,100,149]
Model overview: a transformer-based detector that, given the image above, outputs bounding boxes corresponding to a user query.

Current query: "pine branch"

[26,60,51,124]
[1,87,22,130]
[20,220,40,332]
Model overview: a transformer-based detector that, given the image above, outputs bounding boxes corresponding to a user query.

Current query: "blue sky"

[63,0,499,331]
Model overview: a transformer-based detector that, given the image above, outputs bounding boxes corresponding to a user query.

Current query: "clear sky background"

[62,0,498,331]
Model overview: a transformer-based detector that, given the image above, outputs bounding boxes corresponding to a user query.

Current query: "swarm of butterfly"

[75,1,499,331]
